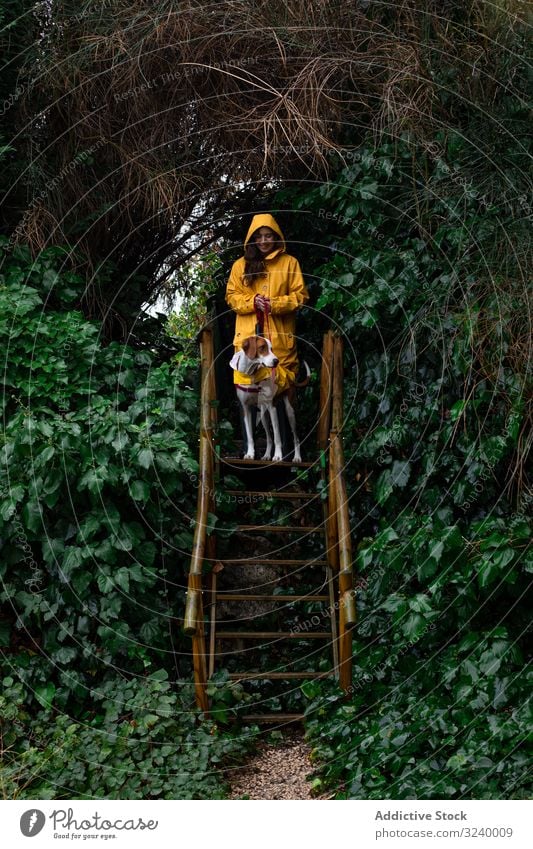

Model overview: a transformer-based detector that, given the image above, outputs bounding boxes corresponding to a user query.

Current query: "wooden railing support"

[183,327,216,712]
[317,330,335,453]
[329,334,355,693]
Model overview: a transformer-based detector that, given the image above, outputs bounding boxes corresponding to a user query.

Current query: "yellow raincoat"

[226,214,309,388]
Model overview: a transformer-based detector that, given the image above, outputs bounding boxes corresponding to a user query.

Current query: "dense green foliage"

[0,240,254,797]
[278,130,531,797]
[1,673,251,799]
[1,0,530,802]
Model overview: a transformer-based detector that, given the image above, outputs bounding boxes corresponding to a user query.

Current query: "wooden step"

[228,670,330,680]
[216,631,331,640]
[221,457,315,468]
[241,713,304,724]
[216,594,329,602]
[224,490,320,500]
[217,558,327,567]
[236,524,323,534]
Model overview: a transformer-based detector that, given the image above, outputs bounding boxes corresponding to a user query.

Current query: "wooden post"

[331,433,355,692]
[331,333,344,433]
[183,327,216,712]
[317,330,334,452]
[318,331,339,671]
[330,334,354,693]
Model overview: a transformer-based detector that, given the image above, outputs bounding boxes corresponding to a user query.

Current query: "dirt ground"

[226,731,323,800]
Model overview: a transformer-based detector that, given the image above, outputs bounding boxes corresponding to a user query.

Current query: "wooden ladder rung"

[241,713,304,724]
[216,594,329,602]
[228,671,331,680]
[224,490,320,500]
[217,558,327,567]
[221,457,315,468]
[217,631,331,640]
[236,524,323,533]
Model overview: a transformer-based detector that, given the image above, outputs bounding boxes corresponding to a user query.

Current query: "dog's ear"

[243,336,257,358]
[257,337,268,356]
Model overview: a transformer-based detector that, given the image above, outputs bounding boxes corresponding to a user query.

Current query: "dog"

[229,335,310,463]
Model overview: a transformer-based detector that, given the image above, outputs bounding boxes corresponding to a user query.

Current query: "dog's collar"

[236,384,261,393]
[233,366,272,385]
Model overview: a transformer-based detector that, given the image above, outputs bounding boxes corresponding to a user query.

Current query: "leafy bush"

[0,671,252,799]
[277,133,531,799]
[303,518,531,798]
[0,241,261,799]
[0,239,200,712]
[304,632,531,799]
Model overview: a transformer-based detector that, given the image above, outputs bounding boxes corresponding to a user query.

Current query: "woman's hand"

[254,295,272,315]
[254,294,271,314]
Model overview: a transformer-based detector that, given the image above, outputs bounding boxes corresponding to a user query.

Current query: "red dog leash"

[263,304,277,390]
[254,297,277,391]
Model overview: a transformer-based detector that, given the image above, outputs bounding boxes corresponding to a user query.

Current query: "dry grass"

[13,1,529,340]
[17,3,448,286]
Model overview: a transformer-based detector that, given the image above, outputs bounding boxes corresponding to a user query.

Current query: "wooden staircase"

[183,329,355,721]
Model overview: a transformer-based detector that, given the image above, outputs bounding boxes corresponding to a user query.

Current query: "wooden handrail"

[319,331,340,674]
[317,330,334,452]
[183,327,215,712]
[329,334,354,692]
[331,332,344,433]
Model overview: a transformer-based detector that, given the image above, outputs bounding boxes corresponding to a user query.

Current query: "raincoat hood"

[244,213,286,253]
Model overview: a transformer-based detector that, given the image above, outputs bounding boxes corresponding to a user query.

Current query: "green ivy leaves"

[0,244,201,714]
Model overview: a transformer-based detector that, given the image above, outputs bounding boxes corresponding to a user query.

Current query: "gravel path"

[227,732,320,800]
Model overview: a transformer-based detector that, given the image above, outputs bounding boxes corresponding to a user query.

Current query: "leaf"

[401,612,427,641]
[0,622,11,647]
[375,469,393,505]
[61,546,84,580]
[492,677,509,709]
[130,480,150,501]
[391,732,409,748]
[137,448,154,469]
[35,682,56,708]
[151,669,169,682]
[478,549,514,588]
[449,399,467,421]
[78,466,108,495]
[140,620,160,642]
[359,180,378,199]
[77,514,103,541]
[21,500,42,533]
[97,572,115,593]
[37,445,55,465]
[8,484,25,503]
[382,595,407,614]
[428,540,444,564]
[112,432,129,451]
[0,499,17,521]
[111,526,134,551]
[38,420,54,438]
[417,556,438,583]
[391,460,411,489]
[474,757,493,769]
[114,568,130,593]
[137,541,157,568]
[409,594,432,614]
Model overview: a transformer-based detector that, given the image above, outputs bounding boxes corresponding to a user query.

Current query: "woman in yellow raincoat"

[226,213,309,391]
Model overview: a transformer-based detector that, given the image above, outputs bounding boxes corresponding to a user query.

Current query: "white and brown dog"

[230,335,309,463]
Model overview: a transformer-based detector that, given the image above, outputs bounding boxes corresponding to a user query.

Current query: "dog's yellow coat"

[233,362,295,392]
